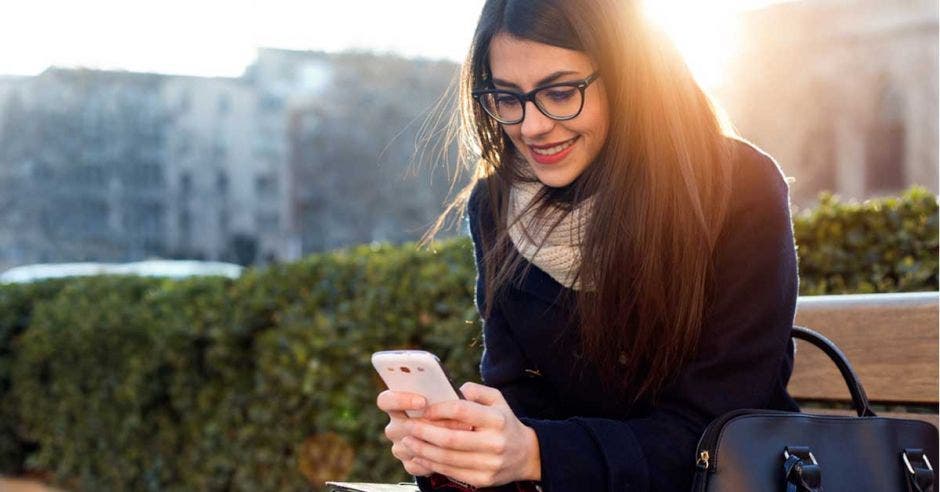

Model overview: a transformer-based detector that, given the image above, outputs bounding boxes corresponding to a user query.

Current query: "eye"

[495,94,520,106]
[542,87,577,102]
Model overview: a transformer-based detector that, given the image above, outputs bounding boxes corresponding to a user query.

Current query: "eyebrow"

[491,70,580,90]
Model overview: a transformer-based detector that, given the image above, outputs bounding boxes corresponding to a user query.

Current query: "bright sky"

[0,1,787,87]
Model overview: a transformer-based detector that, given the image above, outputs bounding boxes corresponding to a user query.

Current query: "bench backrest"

[790,292,939,425]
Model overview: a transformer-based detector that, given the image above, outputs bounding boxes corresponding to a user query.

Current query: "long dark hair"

[420,0,736,405]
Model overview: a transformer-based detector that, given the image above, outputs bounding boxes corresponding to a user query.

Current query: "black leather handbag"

[691,325,938,492]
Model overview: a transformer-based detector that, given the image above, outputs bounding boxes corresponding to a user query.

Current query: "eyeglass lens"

[479,85,583,123]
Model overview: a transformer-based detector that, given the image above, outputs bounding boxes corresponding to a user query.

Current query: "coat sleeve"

[518,150,800,491]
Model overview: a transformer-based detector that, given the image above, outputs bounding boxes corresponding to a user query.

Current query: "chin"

[539,179,573,188]
[532,169,578,188]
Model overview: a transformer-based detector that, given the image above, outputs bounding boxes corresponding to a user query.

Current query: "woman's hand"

[376,390,433,476]
[376,390,474,478]
[399,382,542,488]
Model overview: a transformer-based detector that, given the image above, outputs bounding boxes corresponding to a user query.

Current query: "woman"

[377,0,800,490]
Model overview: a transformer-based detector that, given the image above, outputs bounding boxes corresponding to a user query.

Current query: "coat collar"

[511,248,572,306]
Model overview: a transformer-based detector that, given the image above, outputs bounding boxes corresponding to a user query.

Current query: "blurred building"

[0,49,460,271]
[0,69,169,266]
[161,75,275,264]
[241,48,340,261]
[717,0,938,205]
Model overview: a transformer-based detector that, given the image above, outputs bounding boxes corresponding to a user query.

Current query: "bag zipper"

[692,408,795,492]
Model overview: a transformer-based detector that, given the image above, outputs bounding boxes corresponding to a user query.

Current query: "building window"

[256,211,279,233]
[137,163,164,185]
[216,170,229,195]
[255,173,278,196]
[865,85,906,193]
[179,209,192,235]
[180,172,193,196]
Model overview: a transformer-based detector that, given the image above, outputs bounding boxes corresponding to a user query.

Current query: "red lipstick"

[528,137,578,165]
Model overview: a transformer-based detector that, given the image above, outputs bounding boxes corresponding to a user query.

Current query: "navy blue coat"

[422,140,800,491]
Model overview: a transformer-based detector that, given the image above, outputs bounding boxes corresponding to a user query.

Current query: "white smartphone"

[372,350,462,418]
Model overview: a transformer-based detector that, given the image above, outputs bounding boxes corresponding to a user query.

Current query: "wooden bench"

[791,291,939,426]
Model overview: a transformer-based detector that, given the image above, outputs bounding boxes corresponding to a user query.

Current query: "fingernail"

[411,396,425,408]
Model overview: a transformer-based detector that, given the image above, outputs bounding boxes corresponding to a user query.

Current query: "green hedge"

[1,243,481,491]
[0,187,936,490]
[0,279,72,474]
[794,187,938,294]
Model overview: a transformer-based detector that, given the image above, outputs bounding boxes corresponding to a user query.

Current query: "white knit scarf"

[507,167,596,291]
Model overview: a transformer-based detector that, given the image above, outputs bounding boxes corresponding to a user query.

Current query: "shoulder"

[725,137,791,214]
[467,175,497,227]
[467,176,495,249]
[468,177,486,216]
[710,138,797,267]
[709,138,798,288]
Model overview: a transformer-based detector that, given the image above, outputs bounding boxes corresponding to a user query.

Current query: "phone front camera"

[400,367,411,373]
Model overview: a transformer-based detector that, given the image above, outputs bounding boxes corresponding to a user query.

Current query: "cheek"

[585,115,609,152]
[595,119,610,145]
[582,94,610,141]
[576,117,606,144]
[575,117,608,163]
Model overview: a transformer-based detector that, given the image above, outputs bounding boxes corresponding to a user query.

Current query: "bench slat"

[790,292,939,405]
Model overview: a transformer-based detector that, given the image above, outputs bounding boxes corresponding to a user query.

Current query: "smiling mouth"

[527,137,578,165]
[529,138,577,156]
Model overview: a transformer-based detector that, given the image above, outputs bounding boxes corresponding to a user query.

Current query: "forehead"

[487,33,594,88]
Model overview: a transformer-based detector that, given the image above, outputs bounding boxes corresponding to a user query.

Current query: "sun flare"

[642,0,747,89]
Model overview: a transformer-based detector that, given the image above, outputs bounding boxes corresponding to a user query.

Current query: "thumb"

[459,382,506,407]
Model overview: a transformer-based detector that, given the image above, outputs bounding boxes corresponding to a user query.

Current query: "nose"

[519,101,555,140]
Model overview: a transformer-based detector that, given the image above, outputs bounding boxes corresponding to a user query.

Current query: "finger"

[406,420,504,454]
[412,457,497,489]
[392,440,432,476]
[403,436,500,470]
[391,441,416,462]
[384,417,409,441]
[377,390,426,412]
[389,414,469,442]
[459,382,506,407]
[423,400,505,429]
[403,458,433,477]
[389,414,467,441]
[430,418,474,431]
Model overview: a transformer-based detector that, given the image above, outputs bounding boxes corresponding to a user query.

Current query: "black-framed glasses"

[472,72,600,125]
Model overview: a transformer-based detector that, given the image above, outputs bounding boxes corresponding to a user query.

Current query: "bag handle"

[791,325,876,417]
[783,446,823,492]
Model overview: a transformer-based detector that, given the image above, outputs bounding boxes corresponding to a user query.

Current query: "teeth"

[531,138,575,156]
